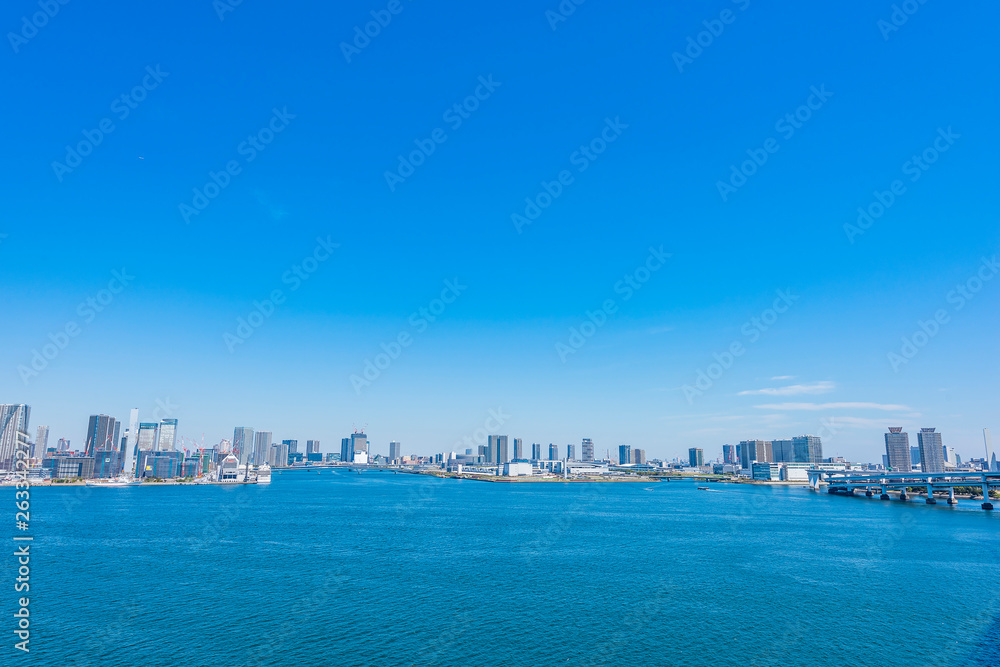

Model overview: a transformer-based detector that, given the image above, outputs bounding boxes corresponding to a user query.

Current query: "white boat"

[86,475,141,487]
[256,464,272,484]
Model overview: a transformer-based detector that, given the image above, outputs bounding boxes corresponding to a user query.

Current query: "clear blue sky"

[3,0,998,462]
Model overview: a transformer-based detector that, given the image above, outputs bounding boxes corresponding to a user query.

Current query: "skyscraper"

[739,440,771,469]
[123,408,139,478]
[285,439,299,455]
[567,444,576,461]
[633,448,646,465]
[531,443,542,460]
[137,423,159,451]
[582,438,594,462]
[618,444,631,465]
[351,432,368,463]
[883,427,911,471]
[722,444,736,464]
[85,414,118,457]
[0,404,30,468]
[688,448,704,467]
[792,435,823,464]
[34,425,49,458]
[513,438,523,460]
[253,431,272,464]
[158,418,178,451]
[497,436,508,464]
[306,440,321,455]
[771,439,793,463]
[341,438,352,463]
[549,443,559,460]
[918,428,945,474]
[389,441,401,462]
[233,427,255,464]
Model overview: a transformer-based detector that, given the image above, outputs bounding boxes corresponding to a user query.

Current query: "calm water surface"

[18,471,1000,666]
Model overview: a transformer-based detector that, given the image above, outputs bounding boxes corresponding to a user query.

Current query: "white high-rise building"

[123,408,139,478]
[0,404,31,469]
[137,423,159,451]
[34,425,49,458]
[253,431,272,464]
[158,419,178,451]
[233,427,255,465]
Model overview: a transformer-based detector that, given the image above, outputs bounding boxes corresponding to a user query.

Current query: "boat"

[256,464,272,485]
[87,475,141,487]
[697,486,710,490]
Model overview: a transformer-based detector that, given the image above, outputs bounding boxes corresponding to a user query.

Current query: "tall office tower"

[58,438,70,452]
[137,423,159,451]
[306,440,321,455]
[233,427,255,465]
[918,428,945,474]
[910,446,921,467]
[771,439,793,463]
[531,443,542,460]
[478,445,487,458]
[0,404,31,468]
[340,438,352,463]
[792,435,823,464]
[885,426,913,472]
[513,438,523,460]
[582,438,594,462]
[158,419,178,451]
[497,436,509,464]
[284,439,298,455]
[633,448,646,465]
[722,444,737,464]
[270,441,290,467]
[688,448,704,467]
[567,444,576,461]
[389,441,401,462]
[85,414,118,456]
[253,431,272,465]
[738,440,772,469]
[34,425,49,458]
[351,432,368,455]
[943,446,959,466]
[549,443,559,460]
[122,408,139,477]
[486,436,497,465]
[618,444,631,465]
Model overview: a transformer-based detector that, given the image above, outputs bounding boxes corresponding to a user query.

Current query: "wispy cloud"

[753,401,912,412]
[739,381,835,397]
[771,375,795,380]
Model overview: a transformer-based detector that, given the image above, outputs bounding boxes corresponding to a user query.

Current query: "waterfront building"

[488,435,509,464]
[513,438,523,460]
[567,444,576,461]
[269,442,289,468]
[885,426,913,472]
[582,438,594,462]
[503,461,533,476]
[549,443,559,460]
[722,444,736,465]
[739,440,772,469]
[688,448,704,467]
[792,435,823,464]
[910,446,921,468]
[532,443,542,460]
[137,423,159,452]
[137,450,185,478]
[85,414,118,457]
[771,439,793,463]
[284,439,298,456]
[34,425,49,458]
[158,418,178,451]
[306,440,321,455]
[218,454,240,482]
[619,444,631,465]
[389,441,401,463]
[633,448,646,465]
[351,432,368,463]
[0,404,31,468]
[752,462,782,481]
[253,431,272,465]
[92,450,124,478]
[917,428,945,474]
[41,456,93,479]
[233,427,254,465]
[341,437,352,463]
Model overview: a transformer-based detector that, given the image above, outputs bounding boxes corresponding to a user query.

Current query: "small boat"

[697,486,710,490]
[87,476,141,487]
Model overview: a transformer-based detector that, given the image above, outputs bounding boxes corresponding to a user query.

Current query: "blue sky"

[3,0,998,462]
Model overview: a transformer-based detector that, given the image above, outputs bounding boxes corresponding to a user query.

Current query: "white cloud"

[771,375,795,380]
[739,381,835,397]
[753,401,912,412]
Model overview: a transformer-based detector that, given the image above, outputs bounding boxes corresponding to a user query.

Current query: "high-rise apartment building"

[306,440,321,455]
[618,444,631,465]
[582,438,594,462]
[883,427,910,471]
[341,438,352,463]
[771,439,793,463]
[284,439,298,455]
[633,448,646,465]
[739,440,772,470]
[389,441,401,462]
[0,404,30,468]
[918,428,945,474]
[513,438,523,460]
[531,443,542,460]
[688,448,704,467]
[722,444,737,464]
[549,443,559,460]
[487,435,509,464]
[792,435,823,464]
[85,414,118,456]
[137,423,159,451]
[34,425,49,458]
[269,442,289,468]
[233,427,254,465]
[158,419,178,451]
[567,444,576,461]
[253,431,272,464]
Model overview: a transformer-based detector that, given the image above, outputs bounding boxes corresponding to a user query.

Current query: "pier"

[807,469,1000,510]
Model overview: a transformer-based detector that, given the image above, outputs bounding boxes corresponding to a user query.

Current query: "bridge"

[807,469,1000,509]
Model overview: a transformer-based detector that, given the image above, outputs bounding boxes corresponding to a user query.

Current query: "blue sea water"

[15,471,1000,666]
